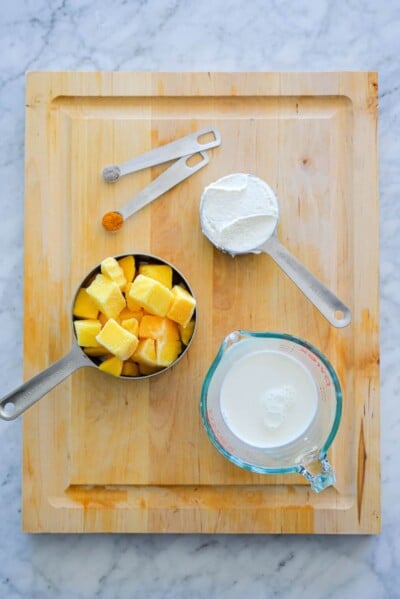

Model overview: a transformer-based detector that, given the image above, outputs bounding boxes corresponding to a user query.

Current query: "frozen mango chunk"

[121,317,139,337]
[118,307,136,321]
[84,346,111,357]
[179,319,195,346]
[132,338,158,367]
[99,356,123,377]
[139,315,180,341]
[86,274,126,320]
[125,283,143,312]
[73,288,99,319]
[130,308,144,322]
[156,338,182,367]
[138,363,162,376]
[98,312,109,326]
[128,274,173,317]
[118,255,135,287]
[119,306,144,323]
[167,285,196,327]
[74,319,101,347]
[96,318,138,361]
[138,264,173,289]
[133,335,181,368]
[121,361,140,377]
[101,256,126,290]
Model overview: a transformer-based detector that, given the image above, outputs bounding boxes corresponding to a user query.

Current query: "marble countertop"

[0,0,399,597]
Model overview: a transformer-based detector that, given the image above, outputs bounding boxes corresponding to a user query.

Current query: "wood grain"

[23,72,379,533]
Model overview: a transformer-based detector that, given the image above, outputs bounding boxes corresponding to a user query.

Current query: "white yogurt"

[220,350,318,448]
[200,173,279,253]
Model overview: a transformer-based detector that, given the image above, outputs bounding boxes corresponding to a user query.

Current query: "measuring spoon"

[200,174,351,328]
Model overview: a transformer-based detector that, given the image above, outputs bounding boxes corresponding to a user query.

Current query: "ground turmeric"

[102,211,124,232]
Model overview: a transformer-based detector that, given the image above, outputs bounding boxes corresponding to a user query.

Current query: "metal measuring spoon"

[200,174,351,328]
[0,253,197,421]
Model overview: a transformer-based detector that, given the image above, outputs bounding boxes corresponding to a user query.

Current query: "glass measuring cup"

[200,173,351,328]
[200,331,342,492]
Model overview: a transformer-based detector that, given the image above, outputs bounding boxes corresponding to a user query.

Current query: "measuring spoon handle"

[0,344,89,421]
[119,152,209,221]
[261,236,351,328]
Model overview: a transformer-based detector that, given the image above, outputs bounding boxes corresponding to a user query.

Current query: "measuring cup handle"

[298,454,336,493]
[261,236,351,328]
[0,344,90,421]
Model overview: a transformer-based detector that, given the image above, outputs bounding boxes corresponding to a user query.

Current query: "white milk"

[200,173,279,253]
[220,350,318,448]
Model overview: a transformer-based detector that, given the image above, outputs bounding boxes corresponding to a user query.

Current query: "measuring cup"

[200,331,342,492]
[200,173,351,328]
[0,253,197,421]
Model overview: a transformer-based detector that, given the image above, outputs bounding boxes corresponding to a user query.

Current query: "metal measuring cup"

[200,174,351,328]
[0,253,197,421]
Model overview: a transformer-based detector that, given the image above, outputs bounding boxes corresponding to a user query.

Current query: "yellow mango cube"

[139,363,162,376]
[167,285,196,327]
[125,283,143,312]
[98,312,109,326]
[130,308,144,322]
[132,338,158,367]
[73,288,99,319]
[138,264,173,289]
[118,256,135,287]
[86,274,126,320]
[121,361,140,377]
[128,274,173,317]
[118,307,136,321]
[139,315,180,341]
[179,319,195,345]
[156,339,182,367]
[96,318,138,360]
[84,346,111,357]
[101,256,126,290]
[121,317,139,337]
[74,319,101,347]
[99,356,123,377]
[119,306,144,322]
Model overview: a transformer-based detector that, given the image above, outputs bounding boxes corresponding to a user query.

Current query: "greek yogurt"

[200,173,279,253]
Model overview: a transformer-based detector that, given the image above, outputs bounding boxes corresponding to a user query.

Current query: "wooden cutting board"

[23,72,380,533]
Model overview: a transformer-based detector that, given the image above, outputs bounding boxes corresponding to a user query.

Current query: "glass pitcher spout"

[298,453,336,493]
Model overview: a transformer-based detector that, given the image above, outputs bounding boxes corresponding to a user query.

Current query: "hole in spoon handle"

[102,165,121,183]
[261,237,351,328]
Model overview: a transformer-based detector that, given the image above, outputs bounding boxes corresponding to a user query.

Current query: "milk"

[220,350,318,448]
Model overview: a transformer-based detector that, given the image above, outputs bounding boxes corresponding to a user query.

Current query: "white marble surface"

[0,0,399,597]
